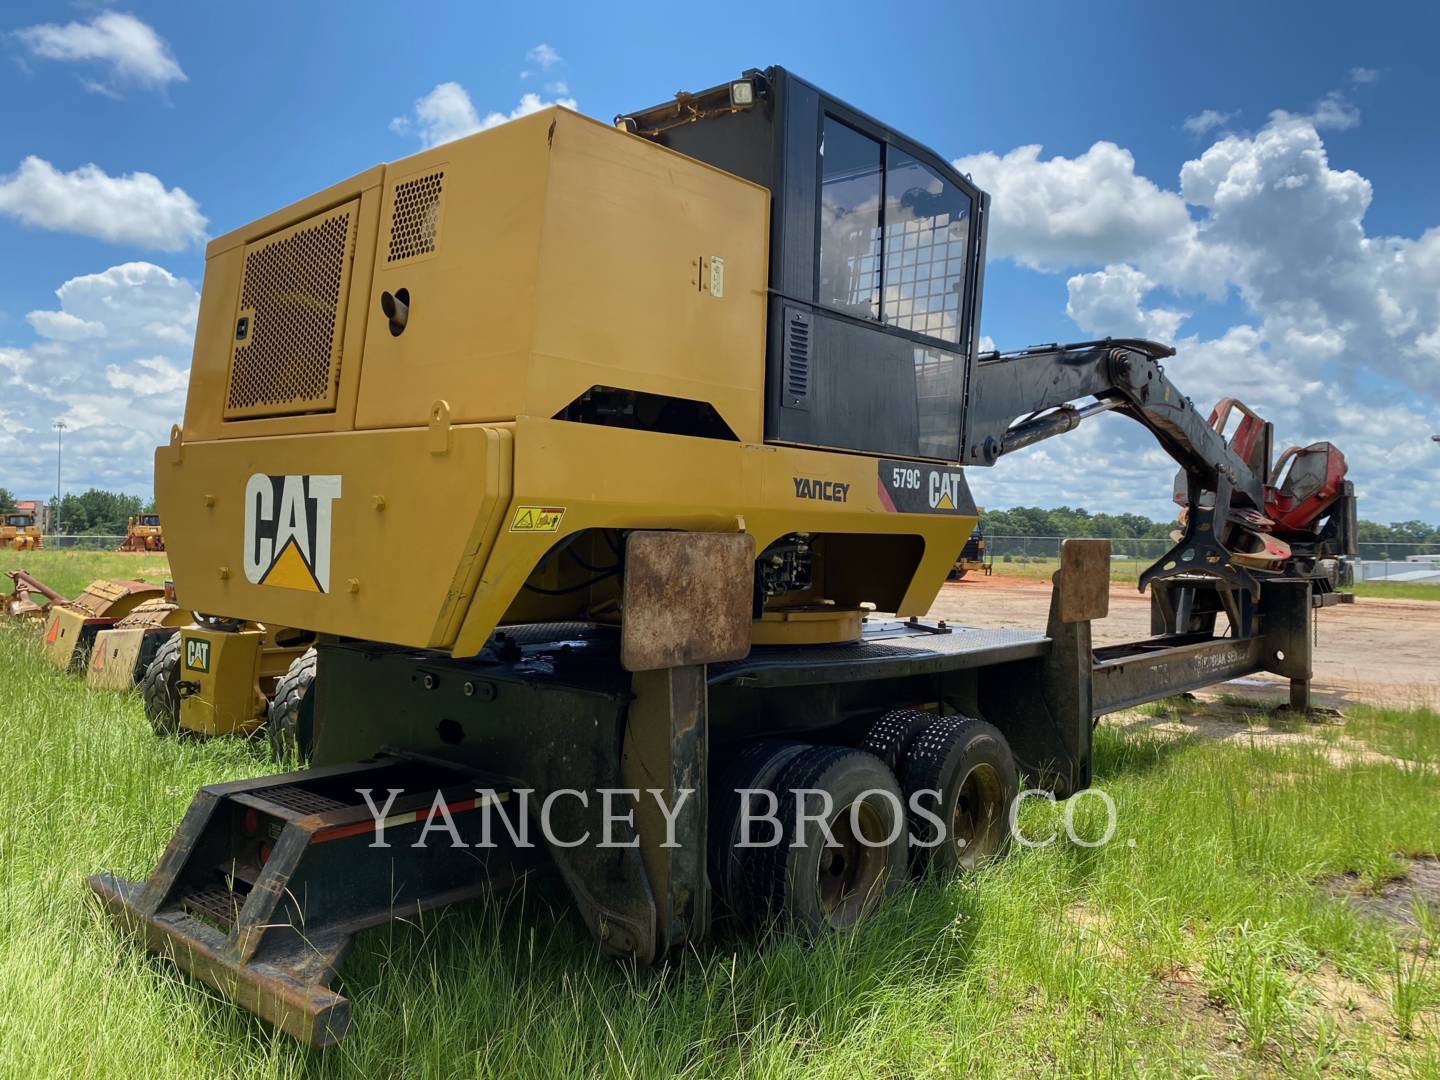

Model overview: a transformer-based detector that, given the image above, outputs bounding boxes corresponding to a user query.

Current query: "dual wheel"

[710,712,1017,934]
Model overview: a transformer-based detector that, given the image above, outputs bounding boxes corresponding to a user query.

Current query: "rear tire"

[142,633,182,736]
[709,739,808,922]
[268,648,317,764]
[750,746,906,934]
[900,716,1017,877]
[860,708,936,776]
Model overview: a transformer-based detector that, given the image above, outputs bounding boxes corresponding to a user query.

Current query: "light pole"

[53,420,66,535]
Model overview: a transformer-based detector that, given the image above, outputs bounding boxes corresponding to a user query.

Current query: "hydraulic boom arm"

[964,338,1353,602]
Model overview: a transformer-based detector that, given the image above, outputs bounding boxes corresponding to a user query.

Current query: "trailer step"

[88,754,536,1047]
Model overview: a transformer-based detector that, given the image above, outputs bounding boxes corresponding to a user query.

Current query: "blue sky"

[2,0,1438,522]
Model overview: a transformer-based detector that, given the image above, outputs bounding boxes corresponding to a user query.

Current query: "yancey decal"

[793,477,850,502]
[876,460,976,515]
[244,474,342,593]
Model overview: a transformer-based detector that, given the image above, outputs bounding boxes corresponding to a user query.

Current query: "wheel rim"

[951,763,1004,869]
[816,797,890,930]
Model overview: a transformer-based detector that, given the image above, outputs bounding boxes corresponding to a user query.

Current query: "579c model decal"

[876,460,977,515]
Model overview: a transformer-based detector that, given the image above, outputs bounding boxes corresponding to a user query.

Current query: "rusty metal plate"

[72,578,165,618]
[1059,538,1111,624]
[621,532,755,672]
[87,627,151,690]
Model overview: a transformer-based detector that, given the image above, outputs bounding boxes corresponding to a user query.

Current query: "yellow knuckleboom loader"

[91,67,1357,1045]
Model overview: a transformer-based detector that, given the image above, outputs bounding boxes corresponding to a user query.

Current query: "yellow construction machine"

[138,618,313,744]
[91,67,1357,1045]
[41,578,167,673]
[84,594,186,691]
[118,513,165,552]
[949,527,991,579]
[1,507,42,550]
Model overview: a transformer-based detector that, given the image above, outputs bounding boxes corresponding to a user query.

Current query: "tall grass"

[1,549,171,601]
[0,613,1437,1076]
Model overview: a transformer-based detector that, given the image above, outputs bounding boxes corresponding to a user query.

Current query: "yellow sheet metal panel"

[448,419,975,655]
[155,424,513,649]
[42,607,91,671]
[222,199,360,420]
[182,171,383,442]
[86,627,155,691]
[354,116,552,429]
[528,110,768,443]
[351,108,768,437]
[178,627,264,736]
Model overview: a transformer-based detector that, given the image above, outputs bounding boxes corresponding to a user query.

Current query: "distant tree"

[0,488,15,514]
[980,504,1436,543]
[55,489,145,535]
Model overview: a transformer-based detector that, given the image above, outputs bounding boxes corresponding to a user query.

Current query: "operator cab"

[5,513,33,528]
[621,67,989,463]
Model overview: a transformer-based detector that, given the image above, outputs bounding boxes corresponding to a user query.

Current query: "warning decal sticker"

[510,506,566,533]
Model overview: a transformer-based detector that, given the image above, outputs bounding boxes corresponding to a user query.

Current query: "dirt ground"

[923,572,1440,708]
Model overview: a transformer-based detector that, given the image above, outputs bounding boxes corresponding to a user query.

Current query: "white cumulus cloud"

[1065,264,1187,342]
[968,100,1440,522]
[527,44,563,71]
[0,157,206,250]
[16,11,185,91]
[391,83,578,148]
[0,261,198,499]
[1183,109,1236,136]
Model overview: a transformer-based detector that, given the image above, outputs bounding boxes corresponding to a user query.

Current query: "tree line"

[0,488,156,535]
[979,505,1440,545]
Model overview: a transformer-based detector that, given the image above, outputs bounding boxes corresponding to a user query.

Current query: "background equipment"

[118,514,165,552]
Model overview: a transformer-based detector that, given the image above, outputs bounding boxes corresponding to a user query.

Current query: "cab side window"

[883,149,971,343]
[818,118,883,320]
[817,117,973,346]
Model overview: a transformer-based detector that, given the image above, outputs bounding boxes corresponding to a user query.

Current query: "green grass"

[987,557,1145,584]
[1,560,1438,1076]
[1348,580,1440,602]
[1,548,171,601]
[989,559,1440,601]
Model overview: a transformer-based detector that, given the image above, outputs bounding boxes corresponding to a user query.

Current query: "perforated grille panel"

[386,171,444,263]
[223,200,359,419]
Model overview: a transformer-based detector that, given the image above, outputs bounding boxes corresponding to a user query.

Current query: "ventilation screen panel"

[781,307,810,409]
[223,200,359,419]
[386,170,444,263]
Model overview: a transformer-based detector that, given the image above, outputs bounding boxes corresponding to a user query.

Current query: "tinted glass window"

[884,150,971,343]
[818,118,882,320]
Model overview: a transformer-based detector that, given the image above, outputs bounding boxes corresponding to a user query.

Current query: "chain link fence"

[37,535,128,551]
[984,535,1440,585]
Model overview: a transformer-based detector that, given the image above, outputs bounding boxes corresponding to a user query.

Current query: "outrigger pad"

[622,531,755,672]
[1057,539,1111,624]
[87,755,535,1047]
